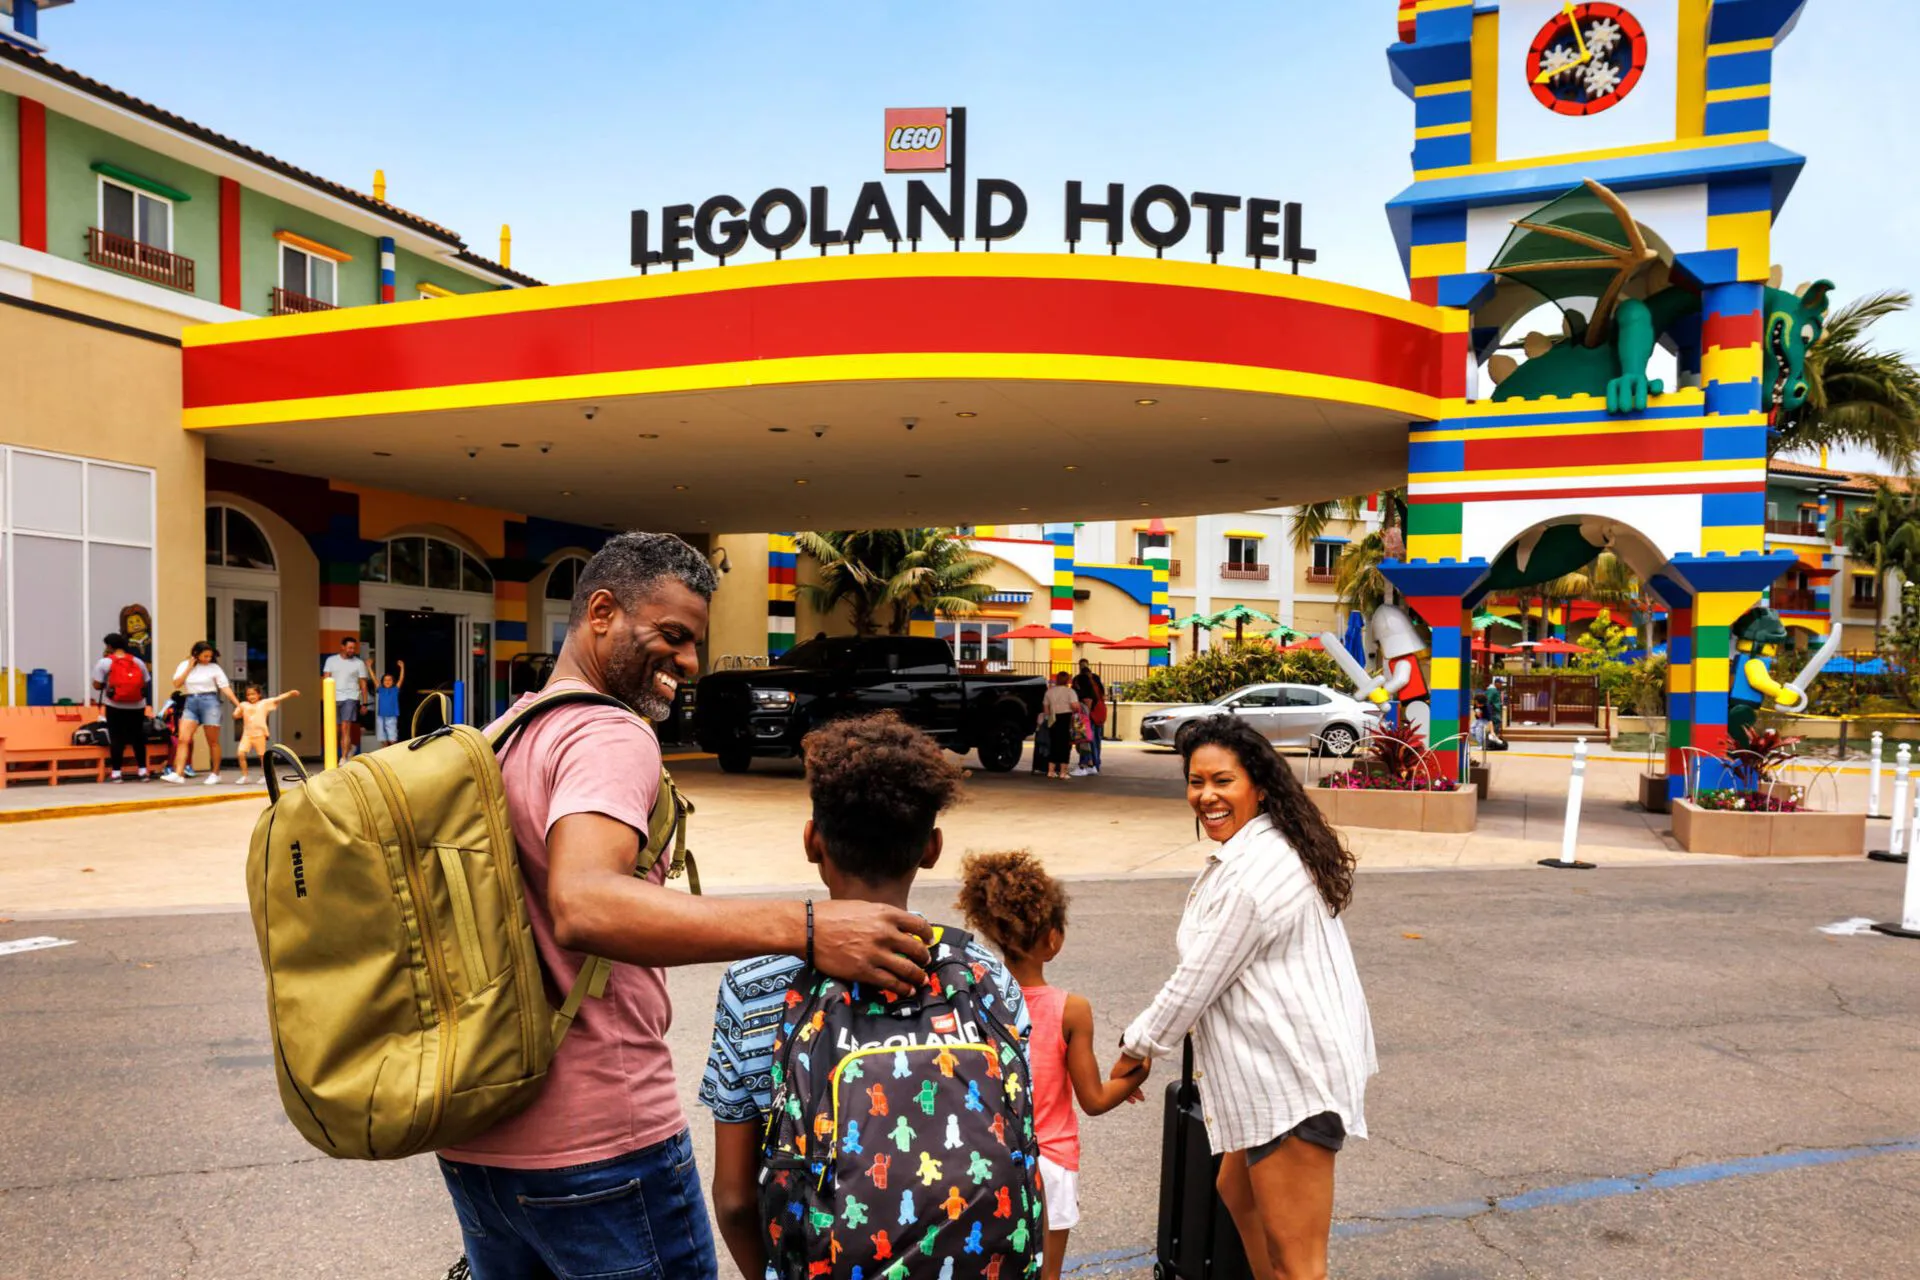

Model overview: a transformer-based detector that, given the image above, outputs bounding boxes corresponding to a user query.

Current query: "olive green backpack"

[244,689,696,1160]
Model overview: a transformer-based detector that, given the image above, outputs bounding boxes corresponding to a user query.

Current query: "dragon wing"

[1488,179,1662,348]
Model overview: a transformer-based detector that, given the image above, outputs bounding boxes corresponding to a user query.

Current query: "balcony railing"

[270,286,337,316]
[1305,569,1338,583]
[1765,519,1823,539]
[86,226,194,292]
[1221,561,1269,580]
[1771,588,1818,611]
[1128,556,1182,576]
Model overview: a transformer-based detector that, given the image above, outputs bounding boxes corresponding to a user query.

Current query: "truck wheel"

[975,721,1025,772]
[716,747,753,774]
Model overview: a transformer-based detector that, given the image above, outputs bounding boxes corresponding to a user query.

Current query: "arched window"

[544,555,589,601]
[206,504,276,571]
[362,535,493,593]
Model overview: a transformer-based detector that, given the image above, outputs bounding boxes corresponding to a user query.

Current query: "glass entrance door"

[205,587,277,758]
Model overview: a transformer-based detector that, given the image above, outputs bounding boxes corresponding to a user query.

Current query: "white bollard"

[1539,737,1596,870]
[1872,827,1920,939]
[1870,731,1885,818]
[1870,745,1911,863]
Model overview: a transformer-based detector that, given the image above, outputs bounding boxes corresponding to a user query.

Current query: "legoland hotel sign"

[629,107,1316,271]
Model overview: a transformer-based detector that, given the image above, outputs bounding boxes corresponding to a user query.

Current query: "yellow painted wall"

[1073,577,1150,647]
[707,533,772,662]
[0,285,204,693]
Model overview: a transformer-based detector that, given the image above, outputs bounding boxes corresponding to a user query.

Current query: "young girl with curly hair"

[958,850,1146,1280]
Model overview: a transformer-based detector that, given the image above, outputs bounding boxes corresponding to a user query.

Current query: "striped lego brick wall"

[1046,524,1075,670]
[1666,603,1695,795]
[378,237,397,304]
[1703,36,1772,138]
[768,534,797,655]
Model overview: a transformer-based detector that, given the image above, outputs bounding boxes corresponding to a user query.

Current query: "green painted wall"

[396,244,501,299]
[239,187,379,313]
[0,91,19,245]
[44,109,221,302]
[1765,485,1819,522]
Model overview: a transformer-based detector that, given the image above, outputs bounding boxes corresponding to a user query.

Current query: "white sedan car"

[1137,683,1381,756]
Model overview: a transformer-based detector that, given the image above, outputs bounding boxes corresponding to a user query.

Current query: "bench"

[0,706,172,788]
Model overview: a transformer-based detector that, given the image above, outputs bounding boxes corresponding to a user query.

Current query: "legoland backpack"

[759,925,1043,1280]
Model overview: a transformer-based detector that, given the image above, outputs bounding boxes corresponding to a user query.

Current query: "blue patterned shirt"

[699,932,1028,1125]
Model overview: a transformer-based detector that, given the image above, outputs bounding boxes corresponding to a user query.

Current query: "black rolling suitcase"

[1155,1039,1251,1279]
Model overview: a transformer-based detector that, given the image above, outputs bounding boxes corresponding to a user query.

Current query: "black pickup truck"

[693,636,1050,773]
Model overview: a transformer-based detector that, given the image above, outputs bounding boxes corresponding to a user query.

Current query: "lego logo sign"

[884,107,948,172]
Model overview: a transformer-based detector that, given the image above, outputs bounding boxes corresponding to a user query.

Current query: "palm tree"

[1842,484,1920,639]
[1289,489,1404,554]
[793,530,896,635]
[1774,290,1920,471]
[882,529,998,635]
[1332,531,1391,621]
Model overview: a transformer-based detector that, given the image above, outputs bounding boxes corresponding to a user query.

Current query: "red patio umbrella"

[1281,636,1324,652]
[1099,635,1162,650]
[1473,640,1520,656]
[1069,630,1115,646]
[1527,637,1586,655]
[1001,624,1060,640]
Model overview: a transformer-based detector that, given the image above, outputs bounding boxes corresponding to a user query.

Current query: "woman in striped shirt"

[1115,714,1376,1280]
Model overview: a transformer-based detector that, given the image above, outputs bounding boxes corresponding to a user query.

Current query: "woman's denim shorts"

[182,692,223,728]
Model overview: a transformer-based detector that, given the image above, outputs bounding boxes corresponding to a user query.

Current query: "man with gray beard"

[436,532,933,1280]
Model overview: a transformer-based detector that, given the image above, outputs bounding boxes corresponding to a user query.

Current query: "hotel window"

[1309,540,1344,579]
[2,449,157,706]
[280,244,336,305]
[1225,536,1262,570]
[1134,531,1170,559]
[1853,574,1878,605]
[937,619,1011,668]
[99,177,172,250]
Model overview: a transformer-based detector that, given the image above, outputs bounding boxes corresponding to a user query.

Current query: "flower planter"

[1310,786,1477,833]
[1670,799,1865,857]
[1639,771,1672,814]
[1109,702,1184,744]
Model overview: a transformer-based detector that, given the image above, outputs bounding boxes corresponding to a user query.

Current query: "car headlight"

[751,688,796,708]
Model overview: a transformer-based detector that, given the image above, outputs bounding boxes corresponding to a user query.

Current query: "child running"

[958,850,1148,1280]
[699,713,1031,1280]
[375,660,405,745]
[233,685,299,784]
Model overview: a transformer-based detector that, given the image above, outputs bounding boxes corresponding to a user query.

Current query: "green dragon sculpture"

[1486,180,1832,417]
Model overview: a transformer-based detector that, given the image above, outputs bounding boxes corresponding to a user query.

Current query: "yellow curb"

[663,751,715,762]
[0,790,265,825]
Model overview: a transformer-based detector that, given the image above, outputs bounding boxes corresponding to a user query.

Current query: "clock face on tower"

[1526,3,1650,116]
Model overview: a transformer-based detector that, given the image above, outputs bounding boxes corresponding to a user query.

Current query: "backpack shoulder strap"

[486,688,636,755]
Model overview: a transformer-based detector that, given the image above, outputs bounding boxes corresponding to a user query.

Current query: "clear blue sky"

[35,0,1920,467]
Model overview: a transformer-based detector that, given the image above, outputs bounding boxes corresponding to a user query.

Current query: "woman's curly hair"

[956,850,1069,959]
[803,712,965,881]
[1175,714,1356,916]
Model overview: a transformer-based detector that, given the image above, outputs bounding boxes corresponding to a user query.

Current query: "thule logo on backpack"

[290,840,308,898]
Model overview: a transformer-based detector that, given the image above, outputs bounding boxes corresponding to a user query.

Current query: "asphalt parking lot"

[4,858,1917,1278]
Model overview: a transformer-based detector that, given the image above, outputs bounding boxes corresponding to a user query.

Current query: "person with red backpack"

[91,633,152,782]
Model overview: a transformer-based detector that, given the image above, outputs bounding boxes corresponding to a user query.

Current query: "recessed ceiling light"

[1135,398,1159,406]
[372,450,392,457]
[456,495,468,502]
[1212,458,1231,464]
[1138,501,1151,507]
[795,478,809,486]
[560,490,574,497]
[769,427,789,433]
[955,411,977,419]
[1018,506,1030,512]
[639,433,660,440]
[673,484,689,491]
[1063,464,1079,472]
[501,442,520,449]
[905,473,922,479]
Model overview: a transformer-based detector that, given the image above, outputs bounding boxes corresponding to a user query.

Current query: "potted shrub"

[1312,721,1477,833]
[1625,655,1671,813]
[1671,730,1865,856]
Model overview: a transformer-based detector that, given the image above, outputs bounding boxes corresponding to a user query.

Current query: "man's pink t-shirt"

[438,678,679,1170]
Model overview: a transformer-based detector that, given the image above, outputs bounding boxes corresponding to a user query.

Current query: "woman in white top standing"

[166,641,242,785]
[1114,714,1376,1280]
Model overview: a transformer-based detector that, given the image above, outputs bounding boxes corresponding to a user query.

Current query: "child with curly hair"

[958,850,1147,1280]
